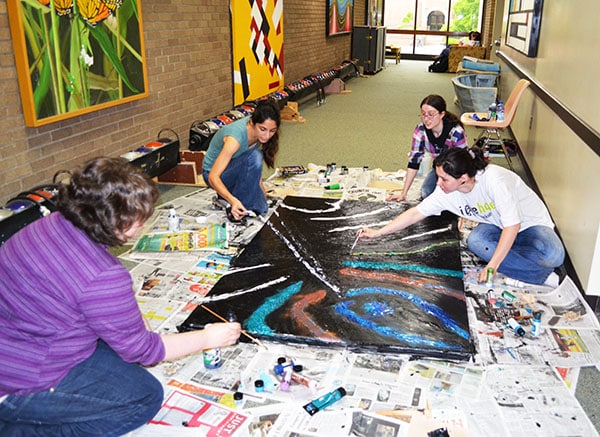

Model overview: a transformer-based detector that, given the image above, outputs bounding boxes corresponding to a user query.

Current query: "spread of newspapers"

[120,165,600,436]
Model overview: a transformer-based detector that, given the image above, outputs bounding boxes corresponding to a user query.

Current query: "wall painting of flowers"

[7,0,148,127]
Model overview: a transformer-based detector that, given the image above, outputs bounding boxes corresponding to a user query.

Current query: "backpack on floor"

[428,56,448,73]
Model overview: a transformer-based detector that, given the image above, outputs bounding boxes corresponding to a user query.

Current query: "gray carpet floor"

[274,59,465,173]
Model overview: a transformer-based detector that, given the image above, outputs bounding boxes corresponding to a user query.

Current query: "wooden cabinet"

[352,26,386,74]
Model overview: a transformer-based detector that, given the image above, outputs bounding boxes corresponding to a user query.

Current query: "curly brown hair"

[57,157,160,246]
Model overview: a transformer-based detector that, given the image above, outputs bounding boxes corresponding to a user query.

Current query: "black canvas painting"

[181,196,474,360]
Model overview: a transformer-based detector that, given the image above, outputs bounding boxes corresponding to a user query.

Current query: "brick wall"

[0,0,365,203]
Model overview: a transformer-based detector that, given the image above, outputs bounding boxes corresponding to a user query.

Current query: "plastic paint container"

[203,348,223,369]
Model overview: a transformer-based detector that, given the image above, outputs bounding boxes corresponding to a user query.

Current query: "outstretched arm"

[161,322,241,362]
[208,136,247,219]
[387,168,418,202]
[360,206,426,240]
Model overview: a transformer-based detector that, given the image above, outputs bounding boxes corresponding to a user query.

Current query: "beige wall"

[492,0,600,293]
[0,0,364,202]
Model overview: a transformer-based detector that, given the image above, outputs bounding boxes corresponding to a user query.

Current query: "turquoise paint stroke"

[246,281,303,335]
[343,260,463,278]
[335,287,470,348]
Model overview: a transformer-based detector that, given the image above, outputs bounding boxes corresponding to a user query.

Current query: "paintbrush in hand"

[349,230,363,255]
[200,304,267,349]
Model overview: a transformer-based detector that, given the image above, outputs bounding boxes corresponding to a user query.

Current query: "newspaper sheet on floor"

[120,164,599,437]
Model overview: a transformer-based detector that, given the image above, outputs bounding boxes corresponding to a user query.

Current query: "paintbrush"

[200,304,268,349]
[349,229,363,254]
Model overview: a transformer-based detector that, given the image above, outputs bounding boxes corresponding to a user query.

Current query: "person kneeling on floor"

[0,157,241,436]
[359,147,565,287]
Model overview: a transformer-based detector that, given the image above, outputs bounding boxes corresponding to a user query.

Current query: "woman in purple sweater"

[0,157,240,435]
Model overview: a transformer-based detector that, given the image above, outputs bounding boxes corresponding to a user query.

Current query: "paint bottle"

[202,323,222,369]
[280,367,292,392]
[254,379,264,392]
[303,387,347,415]
[485,267,494,288]
[226,310,239,344]
[501,290,516,302]
[508,317,525,337]
[503,277,525,288]
[168,208,180,232]
[487,289,497,306]
[324,183,343,190]
[531,311,542,337]
[233,391,244,406]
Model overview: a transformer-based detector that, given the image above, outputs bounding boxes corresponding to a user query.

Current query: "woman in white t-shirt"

[359,147,565,286]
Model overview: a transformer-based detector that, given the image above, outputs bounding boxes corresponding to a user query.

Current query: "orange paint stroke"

[289,289,340,342]
[339,268,465,301]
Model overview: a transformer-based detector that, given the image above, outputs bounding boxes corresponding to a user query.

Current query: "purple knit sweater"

[0,212,165,396]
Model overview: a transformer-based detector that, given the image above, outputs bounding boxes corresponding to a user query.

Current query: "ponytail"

[433,147,488,179]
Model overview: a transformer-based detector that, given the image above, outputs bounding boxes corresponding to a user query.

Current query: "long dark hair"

[433,147,488,178]
[420,94,463,128]
[251,99,281,168]
[57,157,159,246]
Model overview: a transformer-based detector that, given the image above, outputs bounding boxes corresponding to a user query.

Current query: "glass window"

[384,0,483,57]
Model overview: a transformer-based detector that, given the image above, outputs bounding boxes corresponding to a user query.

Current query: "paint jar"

[254,379,264,392]
[203,348,222,369]
[233,391,244,406]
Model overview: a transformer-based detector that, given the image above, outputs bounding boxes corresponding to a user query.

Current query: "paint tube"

[303,387,346,415]
[291,372,319,389]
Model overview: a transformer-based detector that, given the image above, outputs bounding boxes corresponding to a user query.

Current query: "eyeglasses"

[421,111,439,119]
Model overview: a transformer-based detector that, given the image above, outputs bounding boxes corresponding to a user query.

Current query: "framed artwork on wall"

[231,0,284,106]
[6,0,148,127]
[327,0,354,36]
[505,0,544,57]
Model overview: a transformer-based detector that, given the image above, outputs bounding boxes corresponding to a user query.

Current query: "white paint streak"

[223,263,272,275]
[400,224,453,241]
[279,199,343,214]
[266,219,342,295]
[329,220,391,233]
[310,206,390,221]
[201,276,289,302]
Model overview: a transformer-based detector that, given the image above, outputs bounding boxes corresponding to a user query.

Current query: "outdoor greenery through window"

[384,0,483,57]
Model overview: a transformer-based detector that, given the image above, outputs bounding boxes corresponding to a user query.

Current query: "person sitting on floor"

[202,99,281,221]
[389,94,467,202]
[359,147,565,287]
[0,157,241,435]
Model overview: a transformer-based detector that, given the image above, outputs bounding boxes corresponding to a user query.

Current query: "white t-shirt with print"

[416,165,555,231]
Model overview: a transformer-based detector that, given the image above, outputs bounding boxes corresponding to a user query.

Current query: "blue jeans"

[421,169,438,199]
[0,341,163,436]
[203,147,268,215]
[467,223,565,284]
